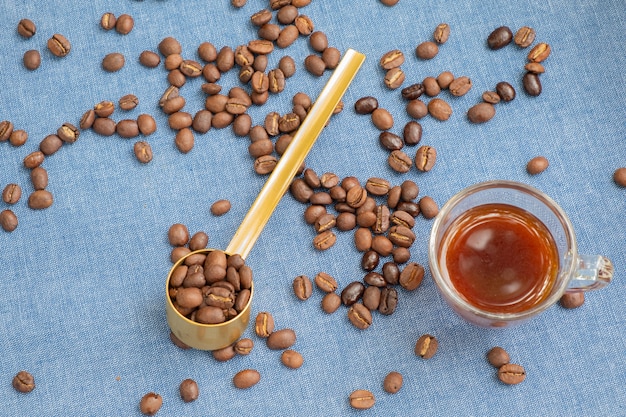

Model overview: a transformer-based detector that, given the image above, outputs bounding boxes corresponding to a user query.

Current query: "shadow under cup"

[428,180,610,328]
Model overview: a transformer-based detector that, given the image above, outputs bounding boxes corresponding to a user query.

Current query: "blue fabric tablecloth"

[1,1,624,416]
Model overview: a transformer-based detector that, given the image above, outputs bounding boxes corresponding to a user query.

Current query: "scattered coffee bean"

[23,151,44,169]
[419,196,439,218]
[95,100,115,117]
[133,141,153,164]
[23,50,41,71]
[159,36,182,57]
[371,108,394,130]
[168,223,189,246]
[523,72,542,96]
[362,286,381,310]
[116,119,139,138]
[487,346,510,368]
[384,67,405,89]
[0,209,18,232]
[139,50,161,68]
[234,338,254,355]
[495,81,516,102]
[281,349,304,369]
[383,371,403,394]
[433,23,451,44]
[526,156,549,175]
[415,334,438,359]
[614,168,626,187]
[139,392,162,415]
[100,12,116,30]
[467,102,496,123]
[482,91,501,104]
[388,150,412,173]
[0,120,14,141]
[406,99,428,119]
[427,98,452,121]
[47,33,71,57]
[3,183,22,204]
[415,145,436,172]
[527,42,551,62]
[342,281,365,305]
[415,41,439,60]
[58,123,79,143]
[560,291,585,309]
[313,229,336,250]
[30,167,48,190]
[255,311,274,338]
[12,370,35,393]
[17,18,36,38]
[349,389,375,410]
[423,76,441,97]
[175,128,194,153]
[115,14,134,35]
[487,26,513,49]
[210,199,231,216]
[354,96,378,114]
[514,26,536,48]
[525,62,545,74]
[449,76,472,96]
[212,344,237,362]
[348,303,372,330]
[119,94,139,110]
[39,134,63,155]
[137,114,157,136]
[498,363,526,385]
[378,287,398,315]
[92,118,116,136]
[179,379,199,402]
[293,275,313,300]
[321,292,341,314]
[233,369,260,389]
[380,49,405,70]
[266,328,296,350]
[102,52,125,72]
[304,54,326,76]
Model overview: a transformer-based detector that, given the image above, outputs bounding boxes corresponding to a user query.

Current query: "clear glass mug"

[429,180,614,328]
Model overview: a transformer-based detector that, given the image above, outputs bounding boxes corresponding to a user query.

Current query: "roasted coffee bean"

[233,338,254,355]
[487,26,513,49]
[398,180,418,201]
[342,281,365,306]
[0,120,14,141]
[349,389,375,410]
[403,121,422,145]
[159,36,182,57]
[378,49,404,70]
[212,344,237,362]
[187,232,208,252]
[523,72,542,96]
[281,349,304,369]
[321,292,341,313]
[346,185,368,208]
[365,177,391,196]
[613,168,626,187]
[354,227,372,252]
[388,150,412,173]
[2,183,22,204]
[416,41,439,59]
[95,100,115,117]
[415,146,436,171]
[380,0,399,5]
[309,31,328,52]
[383,371,403,394]
[250,9,272,26]
[23,151,44,169]
[28,189,53,209]
[133,141,153,164]
[0,209,18,232]
[384,67,405,89]
[314,272,338,293]
[267,328,296,350]
[210,199,231,216]
[23,50,41,70]
[514,26,536,48]
[102,52,125,72]
[258,23,280,41]
[354,96,378,114]
[495,81,516,102]
[401,83,424,100]
[216,46,235,72]
[139,50,161,68]
[371,235,393,256]
[139,392,162,415]
[371,108,394,130]
[388,225,415,248]
[498,364,526,385]
[362,286,381,311]
[79,109,96,130]
[560,291,585,309]
[247,39,274,55]
[293,275,313,300]
[175,128,194,153]
[525,62,545,74]
[168,223,189,246]
[348,303,372,330]
[422,76,440,97]
[304,54,326,76]
[255,312,274,338]
[393,247,411,263]
[315,212,336,232]
[179,379,199,403]
[399,262,424,291]
[175,286,203,309]
[30,167,48,190]
[363,272,385,288]
[390,210,415,229]
[427,98,452,121]
[277,25,299,48]
[527,156,549,175]
[322,47,341,69]
[6,129,25,147]
[137,114,157,136]
[169,112,193,130]
[115,14,134,35]
[449,76,472,96]
[168,69,186,87]
[397,201,420,217]
[279,55,296,77]
[270,0,291,10]
[39,134,63,155]
[527,42,551,62]
[277,5,298,24]
[406,99,428,119]
[233,369,261,389]
[382,262,400,285]
[57,123,79,143]
[487,346,510,368]
[119,94,138,110]
[313,230,336,250]
[433,23,451,44]
[379,131,403,151]
[415,334,438,359]
[47,33,71,57]
[279,113,300,133]
[254,155,277,175]
[116,119,139,138]
[295,14,314,35]
[467,102,496,123]
[93,118,116,136]
[379,287,398,315]
[202,63,221,83]
[419,196,439,219]
[12,370,35,393]
[195,305,226,324]
[225,97,249,115]
[482,91,501,104]
[290,178,313,203]
[17,18,36,38]
[268,69,286,94]
[437,71,455,89]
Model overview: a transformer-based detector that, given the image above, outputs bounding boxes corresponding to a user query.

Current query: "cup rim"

[428,180,578,322]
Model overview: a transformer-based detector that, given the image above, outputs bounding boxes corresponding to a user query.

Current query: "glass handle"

[567,255,614,292]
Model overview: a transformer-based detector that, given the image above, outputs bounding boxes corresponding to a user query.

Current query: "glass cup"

[429,180,613,328]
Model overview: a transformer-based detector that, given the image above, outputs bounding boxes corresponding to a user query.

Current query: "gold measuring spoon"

[165,49,365,350]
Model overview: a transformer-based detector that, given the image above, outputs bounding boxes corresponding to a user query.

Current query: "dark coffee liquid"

[441,203,558,313]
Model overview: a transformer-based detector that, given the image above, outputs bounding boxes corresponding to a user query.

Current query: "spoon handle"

[226,48,365,259]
